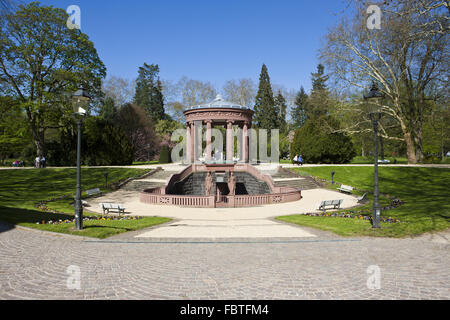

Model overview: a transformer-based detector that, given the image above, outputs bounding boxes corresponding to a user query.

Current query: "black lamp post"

[364,81,384,229]
[72,88,90,230]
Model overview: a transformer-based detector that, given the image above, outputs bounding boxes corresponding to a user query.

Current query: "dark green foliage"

[311,64,329,92]
[153,80,165,120]
[291,87,309,128]
[82,118,134,166]
[159,145,171,164]
[274,91,287,133]
[290,116,356,164]
[46,117,133,166]
[0,96,31,161]
[20,143,38,166]
[253,64,278,130]
[98,97,117,122]
[307,64,330,120]
[134,63,165,121]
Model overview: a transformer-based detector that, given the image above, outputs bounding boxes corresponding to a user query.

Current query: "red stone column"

[190,122,195,163]
[186,122,191,163]
[226,120,234,162]
[205,120,212,162]
[242,121,248,163]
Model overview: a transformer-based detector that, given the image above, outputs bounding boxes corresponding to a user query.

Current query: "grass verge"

[0,167,171,238]
[277,166,450,237]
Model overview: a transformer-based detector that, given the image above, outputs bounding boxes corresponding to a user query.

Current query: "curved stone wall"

[140,164,302,208]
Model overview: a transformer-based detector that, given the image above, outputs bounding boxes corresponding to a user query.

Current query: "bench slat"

[319,199,343,211]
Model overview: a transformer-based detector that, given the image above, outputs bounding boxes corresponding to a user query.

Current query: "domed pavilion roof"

[186,94,250,111]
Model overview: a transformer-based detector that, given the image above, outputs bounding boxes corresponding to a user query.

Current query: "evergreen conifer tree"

[274,90,287,133]
[291,86,309,128]
[134,63,165,121]
[308,64,330,119]
[254,64,277,130]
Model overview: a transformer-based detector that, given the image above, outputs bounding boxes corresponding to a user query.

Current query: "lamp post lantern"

[72,87,90,230]
[364,81,384,229]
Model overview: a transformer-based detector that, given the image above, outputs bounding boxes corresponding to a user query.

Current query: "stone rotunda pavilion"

[140,95,302,208]
[184,94,253,163]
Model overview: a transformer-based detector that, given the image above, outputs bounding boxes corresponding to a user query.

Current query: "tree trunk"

[30,124,45,157]
[400,116,423,164]
[405,136,417,163]
[413,128,424,163]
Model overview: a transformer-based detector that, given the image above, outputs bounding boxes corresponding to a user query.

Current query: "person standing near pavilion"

[35,155,40,168]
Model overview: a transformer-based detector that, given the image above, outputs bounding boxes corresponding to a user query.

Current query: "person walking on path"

[41,156,46,168]
[298,154,303,166]
[35,155,40,168]
[293,154,298,165]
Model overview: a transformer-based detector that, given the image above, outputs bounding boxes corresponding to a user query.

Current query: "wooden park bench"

[100,203,125,215]
[87,188,102,197]
[338,184,353,194]
[318,199,343,211]
[357,192,368,203]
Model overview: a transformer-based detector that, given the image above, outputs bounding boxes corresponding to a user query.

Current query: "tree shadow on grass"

[0,205,74,234]
[81,225,133,232]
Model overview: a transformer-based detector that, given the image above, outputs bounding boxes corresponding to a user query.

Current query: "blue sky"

[35,0,348,93]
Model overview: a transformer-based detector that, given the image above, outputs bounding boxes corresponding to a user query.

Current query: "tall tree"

[291,87,309,128]
[114,103,160,161]
[134,63,165,121]
[222,78,256,107]
[177,76,217,106]
[308,64,331,119]
[311,64,329,92]
[163,76,217,122]
[154,79,165,118]
[0,2,106,156]
[0,95,30,162]
[98,97,117,122]
[102,75,134,107]
[254,64,277,129]
[320,0,449,163]
[274,90,288,133]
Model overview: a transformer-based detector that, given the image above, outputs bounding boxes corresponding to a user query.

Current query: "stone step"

[122,181,166,192]
[149,170,178,179]
[121,169,178,192]
[270,168,321,190]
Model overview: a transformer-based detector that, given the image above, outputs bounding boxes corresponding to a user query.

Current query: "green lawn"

[277,166,450,237]
[350,156,409,164]
[131,160,159,165]
[0,168,171,238]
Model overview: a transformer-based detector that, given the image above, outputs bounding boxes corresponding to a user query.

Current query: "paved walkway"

[86,188,358,239]
[0,222,448,299]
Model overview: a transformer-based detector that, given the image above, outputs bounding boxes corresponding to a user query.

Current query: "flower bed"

[36,215,144,225]
[304,211,401,223]
[304,198,404,223]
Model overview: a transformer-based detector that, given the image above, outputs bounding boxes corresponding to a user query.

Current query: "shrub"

[46,117,134,166]
[159,145,171,163]
[422,155,440,164]
[290,115,356,164]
